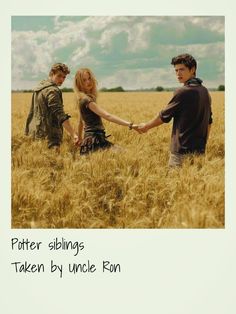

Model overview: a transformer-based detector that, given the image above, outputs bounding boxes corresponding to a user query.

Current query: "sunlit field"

[12,91,224,228]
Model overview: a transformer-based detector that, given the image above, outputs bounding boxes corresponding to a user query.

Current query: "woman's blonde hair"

[74,68,97,103]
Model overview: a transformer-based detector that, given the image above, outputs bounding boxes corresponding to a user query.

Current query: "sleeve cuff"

[159,111,172,123]
[60,114,71,125]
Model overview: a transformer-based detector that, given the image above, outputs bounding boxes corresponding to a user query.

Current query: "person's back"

[165,79,212,154]
[26,79,62,140]
[137,53,213,167]
[79,96,104,132]
[25,63,78,150]
[74,68,135,155]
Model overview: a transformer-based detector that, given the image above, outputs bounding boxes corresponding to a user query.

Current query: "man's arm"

[137,115,164,133]
[207,124,211,142]
[136,90,184,134]
[207,93,213,142]
[46,89,69,123]
[46,88,78,142]
[62,119,78,143]
[25,93,34,135]
[78,116,84,143]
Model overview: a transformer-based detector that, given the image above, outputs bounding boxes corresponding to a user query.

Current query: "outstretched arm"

[88,102,132,127]
[138,115,164,133]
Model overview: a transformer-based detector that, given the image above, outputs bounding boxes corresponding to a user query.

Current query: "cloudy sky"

[11,16,224,90]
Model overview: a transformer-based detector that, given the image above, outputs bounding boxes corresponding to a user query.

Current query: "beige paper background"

[1,1,236,313]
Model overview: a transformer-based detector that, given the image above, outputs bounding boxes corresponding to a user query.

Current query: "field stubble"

[12,92,224,228]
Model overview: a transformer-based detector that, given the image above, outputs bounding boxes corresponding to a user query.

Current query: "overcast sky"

[11,16,224,90]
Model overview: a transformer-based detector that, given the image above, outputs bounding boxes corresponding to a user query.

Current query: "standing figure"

[25,63,78,151]
[138,54,213,167]
[74,68,136,155]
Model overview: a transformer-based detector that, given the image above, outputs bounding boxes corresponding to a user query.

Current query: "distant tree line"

[61,87,73,92]
[100,86,125,92]
[99,85,225,92]
[217,85,225,91]
[12,85,225,93]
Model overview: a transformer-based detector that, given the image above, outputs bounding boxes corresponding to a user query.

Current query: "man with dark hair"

[138,53,212,167]
[25,63,78,151]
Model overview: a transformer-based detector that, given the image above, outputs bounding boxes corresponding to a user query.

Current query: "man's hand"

[137,123,149,133]
[74,134,83,147]
[73,133,79,145]
[131,124,140,132]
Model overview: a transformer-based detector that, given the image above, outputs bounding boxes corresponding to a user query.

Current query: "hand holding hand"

[137,123,149,134]
[73,133,80,145]
[131,124,139,131]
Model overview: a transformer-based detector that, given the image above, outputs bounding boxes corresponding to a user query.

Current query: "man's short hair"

[49,63,70,76]
[171,54,197,71]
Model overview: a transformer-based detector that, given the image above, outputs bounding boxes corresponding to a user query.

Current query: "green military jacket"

[25,79,70,147]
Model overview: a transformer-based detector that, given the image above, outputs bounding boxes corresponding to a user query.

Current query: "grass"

[12,91,224,228]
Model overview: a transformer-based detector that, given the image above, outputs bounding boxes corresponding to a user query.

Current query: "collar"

[185,77,203,86]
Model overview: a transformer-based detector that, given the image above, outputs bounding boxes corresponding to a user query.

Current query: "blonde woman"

[74,68,137,155]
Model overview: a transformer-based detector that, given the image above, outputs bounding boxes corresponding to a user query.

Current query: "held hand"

[129,123,143,134]
[128,122,148,134]
[73,132,83,146]
[137,123,149,133]
[75,139,83,147]
[73,133,79,145]
[131,124,139,131]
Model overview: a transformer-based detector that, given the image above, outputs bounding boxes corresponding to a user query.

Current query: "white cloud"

[127,22,150,52]
[190,16,224,34]
[99,41,224,89]
[11,16,224,90]
[71,44,89,61]
[100,67,174,90]
[12,30,52,79]
[99,27,126,49]
[165,41,224,59]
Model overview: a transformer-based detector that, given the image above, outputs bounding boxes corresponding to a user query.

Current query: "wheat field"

[12,91,224,228]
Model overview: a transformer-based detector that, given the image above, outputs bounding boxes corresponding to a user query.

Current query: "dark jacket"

[159,78,212,154]
[25,79,70,147]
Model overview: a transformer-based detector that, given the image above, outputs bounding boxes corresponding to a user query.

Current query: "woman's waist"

[84,128,106,137]
[84,122,104,132]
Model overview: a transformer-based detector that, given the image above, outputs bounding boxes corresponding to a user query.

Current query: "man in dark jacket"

[25,63,78,150]
[138,54,213,167]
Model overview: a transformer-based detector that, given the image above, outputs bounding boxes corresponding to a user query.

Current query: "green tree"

[217,85,225,91]
[109,86,125,92]
[61,87,73,92]
[100,87,108,92]
[156,86,164,92]
[100,86,125,92]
